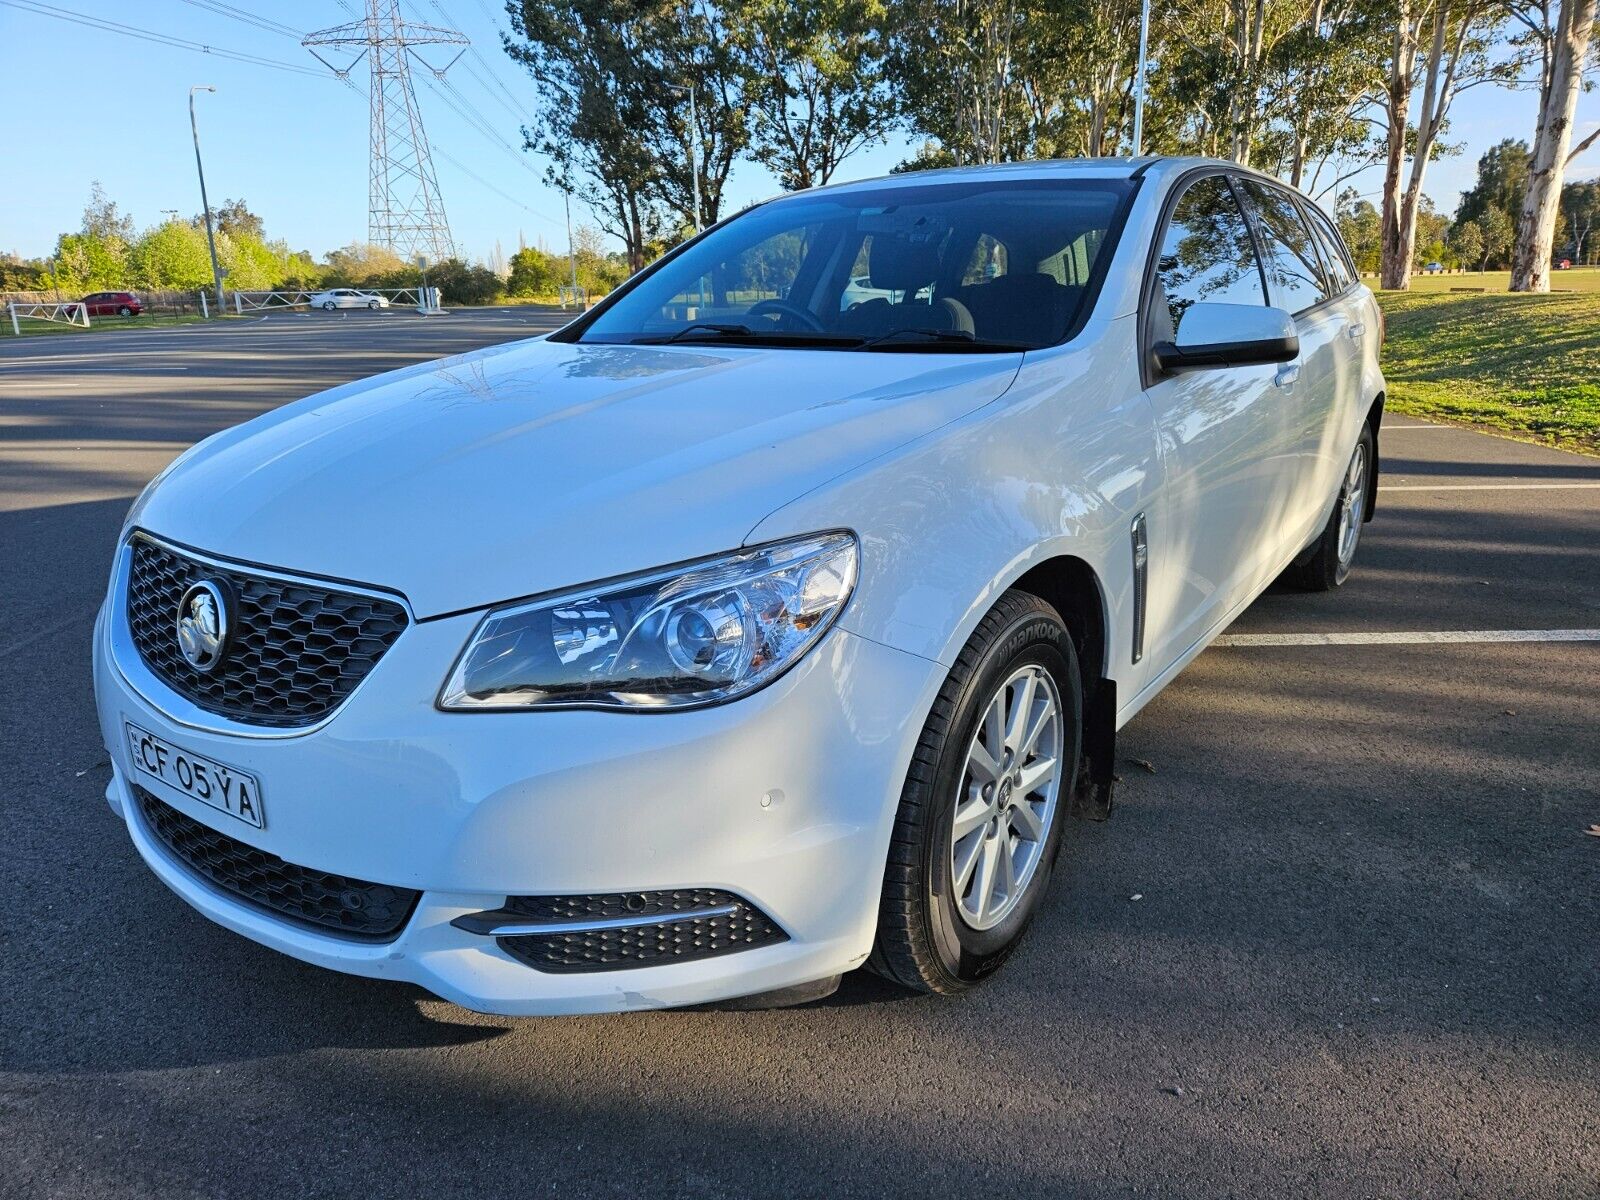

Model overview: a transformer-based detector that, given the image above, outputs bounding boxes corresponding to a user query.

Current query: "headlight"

[438,531,858,711]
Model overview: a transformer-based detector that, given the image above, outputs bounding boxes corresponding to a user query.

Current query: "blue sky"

[2,0,1597,264]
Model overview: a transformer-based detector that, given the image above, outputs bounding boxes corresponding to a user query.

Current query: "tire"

[1284,423,1375,592]
[367,299,379,310]
[323,301,336,311]
[870,590,1082,995]
[117,306,132,317]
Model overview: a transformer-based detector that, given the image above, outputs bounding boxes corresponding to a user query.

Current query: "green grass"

[4,312,217,338]
[1385,266,1600,294]
[1375,283,1600,457]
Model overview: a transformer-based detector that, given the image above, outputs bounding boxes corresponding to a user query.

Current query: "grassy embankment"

[1374,267,1600,456]
[3,312,218,338]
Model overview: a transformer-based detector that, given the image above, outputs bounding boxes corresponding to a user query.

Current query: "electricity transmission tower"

[303,1,467,262]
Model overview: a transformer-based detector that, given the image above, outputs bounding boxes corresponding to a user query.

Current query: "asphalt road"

[2,309,1596,1199]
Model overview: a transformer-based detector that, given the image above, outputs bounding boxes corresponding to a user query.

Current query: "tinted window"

[575,178,1133,350]
[1301,202,1353,293]
[1239,181,1328,312]
[1153,175,1264,338]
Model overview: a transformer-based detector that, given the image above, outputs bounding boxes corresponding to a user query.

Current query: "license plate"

[125,722,265,829]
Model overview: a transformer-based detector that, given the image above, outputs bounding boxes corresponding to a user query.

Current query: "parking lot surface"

[2,309,1596,1198]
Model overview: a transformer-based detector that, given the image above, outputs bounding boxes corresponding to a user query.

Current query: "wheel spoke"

[982,693,1006,762]
[1015,754,1058,798]
[998,831,1017,901]
[1003,670,1037,754]
[951,793,992,841]
[973,834,1002,923]
[967,739,1000,784]
[1017,702,1053,762]
[1009,798,1045,841]
[952,830,984,894]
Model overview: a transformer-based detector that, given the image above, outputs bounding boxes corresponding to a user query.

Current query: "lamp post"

[189,85,223,314]
[1131,0,1151,156]
[668,83,701,235]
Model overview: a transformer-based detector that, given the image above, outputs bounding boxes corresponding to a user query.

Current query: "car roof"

[755,156,1312,209]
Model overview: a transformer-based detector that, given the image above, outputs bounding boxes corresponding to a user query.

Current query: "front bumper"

[92,588,942,1015]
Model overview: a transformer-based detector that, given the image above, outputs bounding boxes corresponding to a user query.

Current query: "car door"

[1235,179,1342,552]
[1139,172,1296,672]
[1299,198,1370,468]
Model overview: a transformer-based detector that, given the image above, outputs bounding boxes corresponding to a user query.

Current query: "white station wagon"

[95,158,1383,1014]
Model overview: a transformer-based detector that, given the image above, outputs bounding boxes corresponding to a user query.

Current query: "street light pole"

[189,85,223,314]
[1131,0,1151,156]
[669,83,701,234]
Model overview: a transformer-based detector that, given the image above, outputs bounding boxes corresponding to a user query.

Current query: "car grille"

[125,536,408,728]
[496,889,788,973]
[134,786,420,941]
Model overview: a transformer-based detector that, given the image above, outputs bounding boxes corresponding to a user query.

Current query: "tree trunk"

[1510,0,1598,292]
[1378,2,1415,291]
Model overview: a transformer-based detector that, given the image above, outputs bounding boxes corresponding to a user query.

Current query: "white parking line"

[1381,482,1600,491]
[1214,629,1600,647]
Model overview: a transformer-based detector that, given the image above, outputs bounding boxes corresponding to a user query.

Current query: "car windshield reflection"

[568,177,1133,353]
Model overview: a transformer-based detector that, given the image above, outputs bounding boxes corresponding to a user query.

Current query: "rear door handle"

[1347,322,1366,340]
[1274,364,1300,390]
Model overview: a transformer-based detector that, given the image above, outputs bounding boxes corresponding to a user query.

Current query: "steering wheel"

[745,298,826,333]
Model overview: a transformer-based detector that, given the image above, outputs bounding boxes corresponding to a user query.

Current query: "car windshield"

[571,177,1133,352]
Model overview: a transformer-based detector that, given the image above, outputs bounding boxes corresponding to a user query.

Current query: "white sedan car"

[95,157,1383,1014]
[307,288,389,310]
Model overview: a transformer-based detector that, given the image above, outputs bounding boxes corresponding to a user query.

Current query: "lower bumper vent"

[134,786,420,941]
[455,889,787,973]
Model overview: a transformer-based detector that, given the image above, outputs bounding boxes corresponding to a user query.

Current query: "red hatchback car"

[79,291,143,317]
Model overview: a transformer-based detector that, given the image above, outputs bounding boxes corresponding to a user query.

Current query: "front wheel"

[322,300,336,310]
[1284,424,1375,591]
[870,590,1081,994]
[117,305,132,317]
[367,299,379,309]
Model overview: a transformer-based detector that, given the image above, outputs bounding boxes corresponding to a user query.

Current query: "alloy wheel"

[1336,440,1368,568]
[949,663,1064,930]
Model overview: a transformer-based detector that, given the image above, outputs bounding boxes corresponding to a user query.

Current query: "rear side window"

[1239,180,1328,313]
[1152,175,1265,339]
[1300,202,1353,293]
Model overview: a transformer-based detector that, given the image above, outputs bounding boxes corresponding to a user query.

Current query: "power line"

[0,0,327,77]
[425,0,537,127]
[176,0,303,41]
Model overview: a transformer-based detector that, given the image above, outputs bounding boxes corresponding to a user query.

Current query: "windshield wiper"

[629,323,864,348]
[663,322,752,343]
[854,327,1033,353]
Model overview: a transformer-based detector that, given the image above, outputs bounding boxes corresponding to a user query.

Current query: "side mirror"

[1153,302,1298,372]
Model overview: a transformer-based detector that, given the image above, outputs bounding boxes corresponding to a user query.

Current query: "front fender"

[747,316,1162,690]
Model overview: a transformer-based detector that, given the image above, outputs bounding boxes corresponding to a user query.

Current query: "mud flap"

[1071,679,1117,821]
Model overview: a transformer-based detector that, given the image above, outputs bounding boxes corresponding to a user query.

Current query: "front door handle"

[1347,322,1366,340]
[1274,364,1300,390]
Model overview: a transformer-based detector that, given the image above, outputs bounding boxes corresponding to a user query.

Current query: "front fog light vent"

[450,888,787,973]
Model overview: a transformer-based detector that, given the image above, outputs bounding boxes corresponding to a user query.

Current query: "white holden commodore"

[94,158,1384,1014]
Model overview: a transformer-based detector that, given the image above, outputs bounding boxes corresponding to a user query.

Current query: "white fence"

[7,301,89,334]
[232,288,442,313]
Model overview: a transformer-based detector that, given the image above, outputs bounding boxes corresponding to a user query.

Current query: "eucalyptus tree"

[731,0,898,190]
[1508,0,1599,290]
[507,0,670,270]
[889,0,1033,165]
[1371,0,1519,289]
[507,0,749,267]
